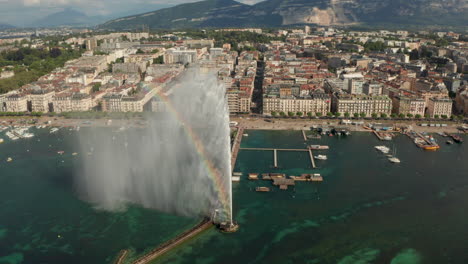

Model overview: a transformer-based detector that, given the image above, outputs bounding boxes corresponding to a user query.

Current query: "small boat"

[256,187,270,192]
[314,155,328,160]
[72,152,78,156]
[6,157,13,162]
[375,146,390,154]
[310,145,329,150]
[50,128,59,134]
[0,138,3,143]
[57,151,65,155]
[446,140,454,145]
[243,134,249,137]
[389,157,401,163]
[423,145,440,151]
[450,134,463,143]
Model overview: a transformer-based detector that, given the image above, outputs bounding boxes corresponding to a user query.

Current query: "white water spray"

[74,68,232,222]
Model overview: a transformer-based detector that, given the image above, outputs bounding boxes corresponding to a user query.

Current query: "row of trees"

[0,112,43,117]
[269,111,465,120]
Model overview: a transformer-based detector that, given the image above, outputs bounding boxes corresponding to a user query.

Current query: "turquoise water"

[0,128,467,263]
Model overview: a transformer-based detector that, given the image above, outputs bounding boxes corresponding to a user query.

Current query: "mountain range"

[99,0,468,30]
[0,23,15,30]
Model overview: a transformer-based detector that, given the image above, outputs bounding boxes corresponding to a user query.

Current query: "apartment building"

[427,98,453,117]
[263,93,331,115]
[392,96,426,116]
[332,94,392,115]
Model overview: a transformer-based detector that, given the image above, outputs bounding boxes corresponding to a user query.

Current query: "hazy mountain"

[99,0,468,30]
[0,23,15,30]
[32,8,104,28]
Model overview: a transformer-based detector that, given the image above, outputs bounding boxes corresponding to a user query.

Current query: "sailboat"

[388,144,401,163]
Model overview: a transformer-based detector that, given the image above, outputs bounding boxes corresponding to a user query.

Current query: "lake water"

[0,128,467,264]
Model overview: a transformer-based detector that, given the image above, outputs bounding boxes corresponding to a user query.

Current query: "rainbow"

[152,88,232,221]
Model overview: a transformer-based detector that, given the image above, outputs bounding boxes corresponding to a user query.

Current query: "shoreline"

[0,116,466,134]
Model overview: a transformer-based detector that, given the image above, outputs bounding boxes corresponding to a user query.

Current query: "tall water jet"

[74,68,233,225]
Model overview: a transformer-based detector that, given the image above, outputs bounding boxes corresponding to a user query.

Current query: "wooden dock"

[273,149,278,168]
[239,148,308,152]
[302,130,307,141]
[240,148,316,169]
[308,149,316,168]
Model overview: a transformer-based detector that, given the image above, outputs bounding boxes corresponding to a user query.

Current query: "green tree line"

[0,47,83,94]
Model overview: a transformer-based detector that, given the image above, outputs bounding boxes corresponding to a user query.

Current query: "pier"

[240,148,316,169]
[302,130,307,141]
[273,149,278,168]
[240,148,308,152]
[131,219,213,264]
[308,149,316,168]
[231,127,244,172]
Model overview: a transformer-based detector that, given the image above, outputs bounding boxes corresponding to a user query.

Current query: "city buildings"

[332,94,392,116]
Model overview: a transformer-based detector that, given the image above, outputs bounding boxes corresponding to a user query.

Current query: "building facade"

[427,98,453,117]
[332,94,392,116]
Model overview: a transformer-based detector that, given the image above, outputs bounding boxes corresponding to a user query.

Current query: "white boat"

[375,146,390,154]
[0,138,3,143]
[50,128,59,134]
[314,155,328,160]
[388,145,400,163]
[243,134,249,137]
[7,157,13,162]
[23,133,34,138]
[6,131,19,140]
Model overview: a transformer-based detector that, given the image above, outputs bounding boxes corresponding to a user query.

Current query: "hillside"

[33,9,103,28]
[99,0,468,30]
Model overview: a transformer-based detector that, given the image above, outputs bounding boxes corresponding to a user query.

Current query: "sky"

[0,0,265,27]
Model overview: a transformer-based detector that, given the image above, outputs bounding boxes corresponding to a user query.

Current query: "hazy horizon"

[0,0,265,27]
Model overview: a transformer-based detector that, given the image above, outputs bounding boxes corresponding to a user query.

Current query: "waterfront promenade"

[0,116,464,134]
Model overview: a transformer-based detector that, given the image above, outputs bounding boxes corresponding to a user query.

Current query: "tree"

[92,83,101,92]
[296,111,303,117]
[407,113,413,118]
[371,113,378,119]
[316,112,323,117]
[49,48,62,58]
[458,115,464,121]
[425,114,431,119]
[450,115,456,120]
[151,49,160,54]
[279,111,286,117]
[409,49,419,60]
[434,114,439,119]
[307,112,313,118]
[344,112,350,118]
[360,112,366,118]
[288,111,295,117]
[415,114,422,119]
[136,48,145,54]
[153,55,164,64]
[381,113,388,119]
[271,111,277,117]
[390,113,397,118]
[441,115,448,119]
[335,112,341,117]
[353,113,359,118]
[399,113,405,118]
[327,112,333,117]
